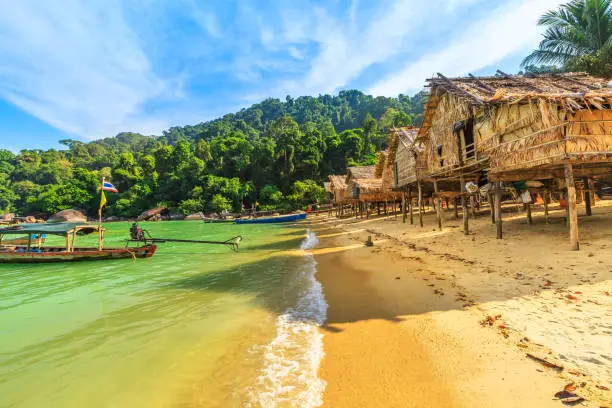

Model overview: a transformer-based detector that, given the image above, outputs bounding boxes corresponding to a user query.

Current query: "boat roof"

[0,222,102,236]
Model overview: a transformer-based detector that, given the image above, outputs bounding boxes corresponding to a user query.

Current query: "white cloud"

[288,46,305,60]
[278,0,475,96]
[0,0,173,139]
[367,0,566,96]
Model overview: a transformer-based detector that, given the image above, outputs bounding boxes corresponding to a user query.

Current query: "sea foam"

[246,229,327,407]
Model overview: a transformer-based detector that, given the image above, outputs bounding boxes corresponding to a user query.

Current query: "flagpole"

[98,177,104,250]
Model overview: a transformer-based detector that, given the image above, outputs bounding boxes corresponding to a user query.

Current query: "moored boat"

[0,223,156,263]
[234,212,307,224]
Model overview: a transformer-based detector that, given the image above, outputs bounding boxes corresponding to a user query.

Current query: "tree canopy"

[0,90,424,217]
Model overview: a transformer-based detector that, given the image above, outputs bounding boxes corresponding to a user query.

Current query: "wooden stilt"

[583,177,592,216]
[494,183,502,239]
[454,198,459,219]
[470,195,476,218]
[526,203,533,225]
[433,180,442,231]
[544,189,550,224]
[408,186,414,225]
[402,192,407,223]
[488,192,495,224]
[417,180,424,227]
[565,164,579,250]
[460,176,468,235]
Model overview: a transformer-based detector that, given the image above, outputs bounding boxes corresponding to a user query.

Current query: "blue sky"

[0,0,564,151]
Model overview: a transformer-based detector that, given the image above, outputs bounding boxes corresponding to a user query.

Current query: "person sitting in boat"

[130,223,145,241]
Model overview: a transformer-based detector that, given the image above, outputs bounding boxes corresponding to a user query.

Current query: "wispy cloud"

[367,0,566,95]
[0,0,174,139]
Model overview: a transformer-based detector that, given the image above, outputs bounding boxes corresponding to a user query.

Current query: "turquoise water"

[0,221,325,408]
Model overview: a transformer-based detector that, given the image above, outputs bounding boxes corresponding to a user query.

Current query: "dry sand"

[308,199,612,407]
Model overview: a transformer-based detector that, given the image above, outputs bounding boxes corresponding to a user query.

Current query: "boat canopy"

[0,223,103,236]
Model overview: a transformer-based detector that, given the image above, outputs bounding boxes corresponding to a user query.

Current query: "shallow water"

[0,221,325,408]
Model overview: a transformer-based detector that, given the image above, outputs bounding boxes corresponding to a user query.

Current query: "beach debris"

[567,294,579,301]
[567,369,583,376]
[480,314,502,327]
[553,390,585,406]
[596,385,609,391]
[395,276,401,280]
[564,383,577,392]
[526,353,563,371]
[365,235,374,247]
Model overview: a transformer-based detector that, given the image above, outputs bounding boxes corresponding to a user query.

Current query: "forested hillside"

[0,90,426,217]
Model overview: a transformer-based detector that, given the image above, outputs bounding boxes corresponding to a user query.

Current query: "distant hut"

[328,175,348,216]
[423,71,612,249]
[346,163,401,218]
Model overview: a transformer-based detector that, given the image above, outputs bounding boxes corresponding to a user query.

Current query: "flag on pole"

[102,181,118,193]
[100,190,107,210]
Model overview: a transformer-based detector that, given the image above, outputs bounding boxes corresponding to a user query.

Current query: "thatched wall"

[423,93,470,175]
[328,175,348,204]
[566,109,612,156]
[485,101,612,173]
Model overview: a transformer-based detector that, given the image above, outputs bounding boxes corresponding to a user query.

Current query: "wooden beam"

[552,73,599,90]
[418,180,424,227]
[434,180,442,231]
[436,73,484,104]
[460,175,469,235]
[583,177,592,216]
[26,234,32,255]
[467,73,495,94]
[494,183,503,239]
[496,70,543,92]
[565,164,580,250]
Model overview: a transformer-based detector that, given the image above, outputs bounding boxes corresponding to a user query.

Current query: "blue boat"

[234,213,307,224]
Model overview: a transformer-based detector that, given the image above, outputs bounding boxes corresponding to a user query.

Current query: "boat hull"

[234,213,307,224]
[0,245,157,263]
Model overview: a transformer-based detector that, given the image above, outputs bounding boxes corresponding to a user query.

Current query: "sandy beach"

[309,199,612,407]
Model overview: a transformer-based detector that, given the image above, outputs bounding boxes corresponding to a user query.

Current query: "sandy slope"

[309,199,612,407]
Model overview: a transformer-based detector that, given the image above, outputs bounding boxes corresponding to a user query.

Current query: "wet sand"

[310,199,612,407]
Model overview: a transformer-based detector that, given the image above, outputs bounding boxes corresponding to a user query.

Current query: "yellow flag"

[100,190,107,209]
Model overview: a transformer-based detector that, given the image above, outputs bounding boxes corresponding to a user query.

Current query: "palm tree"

[522,0,612,73]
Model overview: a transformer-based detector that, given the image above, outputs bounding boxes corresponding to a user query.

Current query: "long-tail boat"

[234,212,307,224]
[0,223,156,263]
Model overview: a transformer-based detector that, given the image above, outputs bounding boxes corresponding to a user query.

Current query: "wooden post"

[26,234,32,254]
[408,187,414,225]
[488,192,495,224]
[402,192,407,223]
[417,180,424,227]
[65,234,70,253]
[544,189,550,224]
[433,180,442,231]
[494,183,503,239]
[526,204,533,225]
[583,177,592,216]
[565,164,579,250]
[71,230,77,252]
[454,197,459,219]
[460,176,469,235]
[470,195,476,218]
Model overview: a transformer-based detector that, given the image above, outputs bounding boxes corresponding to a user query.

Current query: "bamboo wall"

[424,93,471,174]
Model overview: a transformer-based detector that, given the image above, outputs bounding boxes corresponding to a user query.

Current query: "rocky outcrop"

[184,212,204,220]
[48,209,87,223]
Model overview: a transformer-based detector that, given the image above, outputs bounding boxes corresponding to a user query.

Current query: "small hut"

[423,71,612,249]
[346,163,401,218]
[328,175,348,216]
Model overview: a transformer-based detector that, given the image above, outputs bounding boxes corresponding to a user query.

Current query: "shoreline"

[309,202,612,407]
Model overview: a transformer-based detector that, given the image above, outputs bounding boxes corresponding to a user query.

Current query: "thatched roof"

[353,178,383,193]
[420,71,612,139]
[390,127,420,149]
[346,165,375,181]
[328,175,347,191]
[323,182,331,193]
